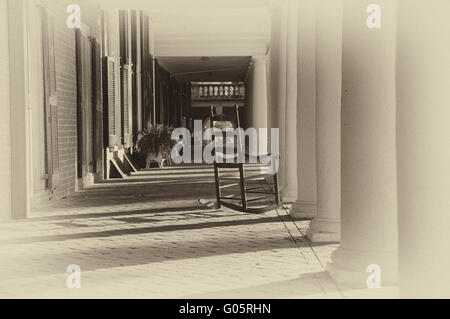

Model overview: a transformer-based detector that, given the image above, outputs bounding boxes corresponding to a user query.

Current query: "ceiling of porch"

[157,56,251,82]
[100,0,272,57]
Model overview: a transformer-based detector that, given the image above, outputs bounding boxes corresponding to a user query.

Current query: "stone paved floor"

[0,166,396,299]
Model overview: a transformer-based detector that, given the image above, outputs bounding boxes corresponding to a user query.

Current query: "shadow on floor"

[182,271,341,299]
[2,215,287,245]
[0,230,308,280]
[27,205,221,222]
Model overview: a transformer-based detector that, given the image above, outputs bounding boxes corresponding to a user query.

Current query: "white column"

[396,0,450,298]
[267,4,281,162]
[250,56,268,155]
[0,0,11,221]
[306,0,341,243]
[276,0,288,190]
[281,0,298,203]
[8,0,30,219]
[291,0,318,219]
[328,0,398,286]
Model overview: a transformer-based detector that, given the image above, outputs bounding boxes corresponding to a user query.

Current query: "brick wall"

[47,0,78,201]
[34,0,101,203]
[0,0,11,219]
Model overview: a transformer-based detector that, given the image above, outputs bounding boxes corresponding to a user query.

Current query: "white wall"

[0,0,11,220]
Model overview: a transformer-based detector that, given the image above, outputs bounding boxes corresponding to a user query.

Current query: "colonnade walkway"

[0,166,395,298]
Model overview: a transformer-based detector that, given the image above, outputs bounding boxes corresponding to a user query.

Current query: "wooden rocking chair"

[211,105,282,213]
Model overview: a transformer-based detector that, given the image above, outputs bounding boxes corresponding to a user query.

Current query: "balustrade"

[191,82,245,100]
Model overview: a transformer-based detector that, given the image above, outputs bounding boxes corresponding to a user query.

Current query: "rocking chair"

[211,105,282,213]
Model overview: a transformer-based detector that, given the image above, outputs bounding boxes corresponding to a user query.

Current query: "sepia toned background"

[0,0,449,299]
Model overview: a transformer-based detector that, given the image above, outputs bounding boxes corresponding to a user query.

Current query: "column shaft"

[397,0,450,298]
[250,56,268,155]
[276,1,288,190]
[328,0,398,286]
[1,0,11,220]
[8,0,30,219]
[291,0,318,219]
[282,0,299,202]
[306,0,342,242]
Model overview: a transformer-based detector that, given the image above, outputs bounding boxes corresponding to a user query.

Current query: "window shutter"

[92,40,103,173]
[103,56,121,148]
[41,7,60,190]
[141,14,153,127]
[122,64,133,148]
[81,33,89,169]
[132,11,143,133]
[142,55,154,126]
[114,59,121,146]
[148,55,154,126]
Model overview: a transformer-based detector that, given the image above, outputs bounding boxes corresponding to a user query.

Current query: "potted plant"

[136,124,177,169]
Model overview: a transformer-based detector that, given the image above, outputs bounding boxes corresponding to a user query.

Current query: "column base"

[281,189,298,204]
[307,218,340,243]
[327,246,398,289]
[290,200,317,219]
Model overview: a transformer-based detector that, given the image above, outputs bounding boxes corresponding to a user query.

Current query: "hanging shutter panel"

[148,55,154,126]
[141,54,154,126]
[128,65,133,146]
[142,57,149,126]
[93,40,103,173]
[103,56,121,148]
[115,59,122,146]
[108,58,116,147]
[134,12,143,133]
[122,64,133,148]
[41,7,59,190]
[141,14,151,127]
[81,32,88,171]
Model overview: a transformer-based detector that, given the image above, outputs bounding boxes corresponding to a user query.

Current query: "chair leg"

[214,162,222,209]
[239,164,248,212]
[274,172,281,206]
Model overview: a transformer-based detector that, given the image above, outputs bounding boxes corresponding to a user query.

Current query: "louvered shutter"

[92,39,103,174]
[122,64,133,148]
[142,55,154,126]
[41,7,60,190]
[103,56,121,148]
